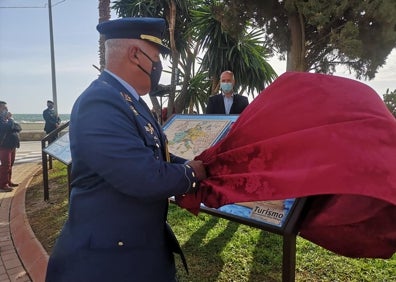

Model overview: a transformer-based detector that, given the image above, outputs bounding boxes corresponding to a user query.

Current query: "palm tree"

[112,0,192,119]
[111,0,277,116]
[191,3,277,98]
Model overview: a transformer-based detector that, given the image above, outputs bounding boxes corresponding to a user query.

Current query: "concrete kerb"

[10,163,49,282]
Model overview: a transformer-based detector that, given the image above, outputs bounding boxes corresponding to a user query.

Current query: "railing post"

[41,140,50,201]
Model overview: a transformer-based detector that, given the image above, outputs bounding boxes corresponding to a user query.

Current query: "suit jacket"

[46,71,198,282]
[206,93,249,114]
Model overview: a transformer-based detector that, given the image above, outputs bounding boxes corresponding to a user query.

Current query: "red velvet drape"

[177,72,396,258]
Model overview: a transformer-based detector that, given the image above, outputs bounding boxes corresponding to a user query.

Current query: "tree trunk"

[211,76,219,95]
[165,0,178,120]
[286,9,305,71]
[149,95,161,120]
[175,40,197,113]
[98,0,110,71]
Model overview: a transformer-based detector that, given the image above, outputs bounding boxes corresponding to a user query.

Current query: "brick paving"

[0,142,48,282]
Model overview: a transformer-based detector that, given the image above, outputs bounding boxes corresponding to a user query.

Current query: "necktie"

[138,98,151,114]
[139,98,159,123]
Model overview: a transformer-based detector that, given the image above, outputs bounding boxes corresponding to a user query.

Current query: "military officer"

[46,17,207,282]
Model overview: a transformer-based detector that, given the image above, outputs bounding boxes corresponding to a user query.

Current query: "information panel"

[43,132,72,165]
[163,115,299,232]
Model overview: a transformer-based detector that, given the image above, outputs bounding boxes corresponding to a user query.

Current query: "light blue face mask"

[220,82,233,93]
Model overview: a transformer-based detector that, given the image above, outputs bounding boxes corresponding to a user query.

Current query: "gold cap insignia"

[140,34,162,45]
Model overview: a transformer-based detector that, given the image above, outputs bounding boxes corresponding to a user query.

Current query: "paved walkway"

[0,142,48,282]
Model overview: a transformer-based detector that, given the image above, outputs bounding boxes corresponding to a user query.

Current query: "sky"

[0,0,395,114]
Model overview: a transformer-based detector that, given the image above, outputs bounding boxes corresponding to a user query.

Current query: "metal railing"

[41,121,71,201]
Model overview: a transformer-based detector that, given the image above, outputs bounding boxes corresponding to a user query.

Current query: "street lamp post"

[48,0,58,113]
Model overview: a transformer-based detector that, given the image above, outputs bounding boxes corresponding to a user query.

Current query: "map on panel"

[164,115,299,230]
[164,118,230,160]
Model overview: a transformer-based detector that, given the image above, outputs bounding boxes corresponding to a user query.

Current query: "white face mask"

[220,82,233,93]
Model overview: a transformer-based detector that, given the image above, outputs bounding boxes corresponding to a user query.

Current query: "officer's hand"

[186,160,207,181]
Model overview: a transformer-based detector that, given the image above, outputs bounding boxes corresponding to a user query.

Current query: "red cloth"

[176,72,396,258]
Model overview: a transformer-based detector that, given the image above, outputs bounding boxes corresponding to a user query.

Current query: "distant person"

[45,17,207,282]
[43,100,61,143]
[0,101,21,192]
[206,70,249,114]
[161,106,175,124]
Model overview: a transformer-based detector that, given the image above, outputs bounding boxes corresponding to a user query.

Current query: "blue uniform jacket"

[46,71,199,282]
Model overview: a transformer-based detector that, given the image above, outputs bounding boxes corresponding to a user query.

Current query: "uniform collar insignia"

[120,92,139,115]
[145,123,155,135]
[121,92,132,103]
[130,105,139,116]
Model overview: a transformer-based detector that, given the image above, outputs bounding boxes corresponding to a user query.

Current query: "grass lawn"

[26,161,396,281]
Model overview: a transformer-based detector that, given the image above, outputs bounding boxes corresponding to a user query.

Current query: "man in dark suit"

[206,70,249,114]
[46,17,207,282]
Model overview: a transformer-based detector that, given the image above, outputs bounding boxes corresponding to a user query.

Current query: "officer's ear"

[128,45,140,64]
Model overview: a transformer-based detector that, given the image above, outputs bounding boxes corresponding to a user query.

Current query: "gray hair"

[104,38,145,66]
[221,70,235,80]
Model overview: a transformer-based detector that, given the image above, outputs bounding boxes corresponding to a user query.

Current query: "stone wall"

[20,131,46,141]
[19,123,69,141]
[19,131,68,141]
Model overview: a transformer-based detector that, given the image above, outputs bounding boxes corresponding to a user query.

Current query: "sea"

[12,114,70,131]
[12,114,70,124]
